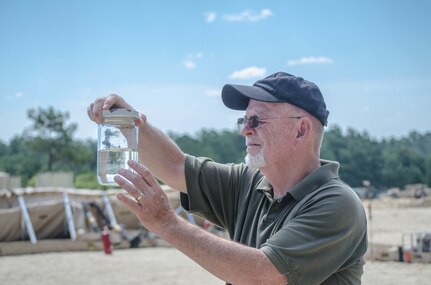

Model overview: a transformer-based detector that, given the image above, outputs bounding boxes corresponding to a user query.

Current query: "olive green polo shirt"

[181,155,368,285]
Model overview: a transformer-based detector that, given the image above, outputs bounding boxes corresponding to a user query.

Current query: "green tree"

[425,155,431,186]
[75,171,104,189]
[321,125,344,161]
[380,131,431,188]
[171,129,246,163]
[1,110,430,190]
[25,106,78,171]
[64,139,97,174]
[0,107,97,186]
[321,126,383,187]
[0,140,7,157]
[381,147,426,188]
[0,136,43,185]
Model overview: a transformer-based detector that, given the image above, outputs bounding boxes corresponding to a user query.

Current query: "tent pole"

[63,192,77,241]
[18,195,37,244]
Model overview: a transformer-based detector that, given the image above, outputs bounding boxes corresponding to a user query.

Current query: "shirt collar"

[256,159,340,201]
[255,177,274,201]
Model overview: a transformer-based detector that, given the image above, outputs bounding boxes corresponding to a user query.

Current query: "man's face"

[241,100,299,170]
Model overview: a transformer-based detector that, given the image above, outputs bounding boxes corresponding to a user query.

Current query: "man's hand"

[87,93,186,194]
[114,160,177,235]
[87,94,144,125]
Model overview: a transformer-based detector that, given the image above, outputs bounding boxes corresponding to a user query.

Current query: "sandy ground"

[1,197,430,284]
[1,247,431,285]
[363,198,431,246]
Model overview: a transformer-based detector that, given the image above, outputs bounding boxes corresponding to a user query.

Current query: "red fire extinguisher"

[101,226,113,254]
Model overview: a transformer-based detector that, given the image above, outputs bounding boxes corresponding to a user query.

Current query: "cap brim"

[221,84,283,110]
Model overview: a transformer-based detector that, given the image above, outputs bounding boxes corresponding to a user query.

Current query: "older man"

[88,72,367,285]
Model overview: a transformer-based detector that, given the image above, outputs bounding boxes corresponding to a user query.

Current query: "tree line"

[0,107,430,190]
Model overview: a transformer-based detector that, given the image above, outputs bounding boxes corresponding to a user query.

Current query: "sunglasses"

[237,115,303,129]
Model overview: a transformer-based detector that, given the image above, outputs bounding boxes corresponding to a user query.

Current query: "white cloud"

[229,67,267,80]
[287,56,334,66]
[205,12,217,23]
[182,59,196,69]
[259,9,272,19]
[223,9,272,22]
[4,91,24,100]
[182,52,205,69]
[205,89,221,97]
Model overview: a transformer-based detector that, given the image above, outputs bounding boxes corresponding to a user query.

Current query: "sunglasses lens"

[237,116,260,128]
[249,117,259,128]
[236,116,259,129]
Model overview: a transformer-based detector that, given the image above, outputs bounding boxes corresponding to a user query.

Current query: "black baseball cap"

[221,72,329,126]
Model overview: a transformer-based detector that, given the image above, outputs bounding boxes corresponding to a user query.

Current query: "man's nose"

[241,123,256,137]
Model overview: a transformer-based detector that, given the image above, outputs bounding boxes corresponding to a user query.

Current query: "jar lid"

[102,108,139,119]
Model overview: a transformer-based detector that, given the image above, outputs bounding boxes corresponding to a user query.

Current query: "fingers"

[103,94,132,110]
[87,97,107,124]
[114,161,160,202]
[86,103,95,121]
[127,160,159,188]
[114,173,147,200]
[117,166,152,193]
[115,161,174,234]
[116,192,141,213]
[87,94,133,124]
[135,113,147,127]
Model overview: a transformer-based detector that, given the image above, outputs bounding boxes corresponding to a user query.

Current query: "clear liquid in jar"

[97,148,138,186]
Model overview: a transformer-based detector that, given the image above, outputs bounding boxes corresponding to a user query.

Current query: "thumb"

[136,113,147,127]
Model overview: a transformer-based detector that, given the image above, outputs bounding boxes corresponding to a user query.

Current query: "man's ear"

[296,118,311,139]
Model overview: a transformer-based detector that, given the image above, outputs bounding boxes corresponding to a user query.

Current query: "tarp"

[0,187,177,242]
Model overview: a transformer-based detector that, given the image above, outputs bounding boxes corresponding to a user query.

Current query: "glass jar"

[97,108,139,186]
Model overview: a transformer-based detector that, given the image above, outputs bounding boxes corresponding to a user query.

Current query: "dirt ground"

[1,247,431,285]
[1,197,430,284]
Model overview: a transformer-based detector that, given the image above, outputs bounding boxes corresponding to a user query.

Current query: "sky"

[1,0,430,143]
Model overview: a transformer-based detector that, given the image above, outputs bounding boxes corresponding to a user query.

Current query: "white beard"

[245,150,266,170]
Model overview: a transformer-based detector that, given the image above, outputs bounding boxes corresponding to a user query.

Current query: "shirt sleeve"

[260,183,368,285]
[180,155,256,234]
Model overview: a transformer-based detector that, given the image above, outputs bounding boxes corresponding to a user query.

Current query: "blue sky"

[1,0,430,143]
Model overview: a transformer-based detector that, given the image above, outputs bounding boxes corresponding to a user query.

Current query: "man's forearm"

[137,121,186,192]
[158,215,288,285]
